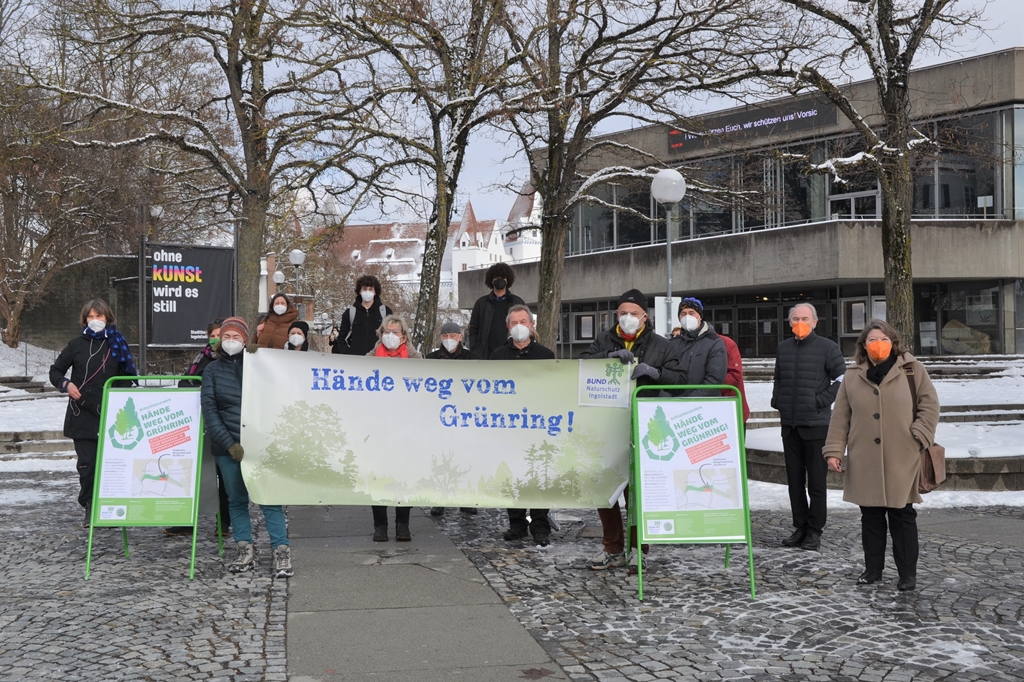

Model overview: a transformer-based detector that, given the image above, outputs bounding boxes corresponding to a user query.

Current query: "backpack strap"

[380,304,387,320]
[344,306,356,344]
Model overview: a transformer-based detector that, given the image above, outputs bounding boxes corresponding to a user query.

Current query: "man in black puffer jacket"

[772,303,846,552]
[579,289,682,574]
[669,297,726,397]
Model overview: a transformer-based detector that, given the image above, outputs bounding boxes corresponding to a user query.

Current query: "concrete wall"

[459,220,1024,306]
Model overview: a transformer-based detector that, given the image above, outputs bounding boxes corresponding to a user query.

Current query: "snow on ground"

[746,479,1024,510]
[744,421,1023,458]
[0,458,77,473]
[0,340,58,383]
[744,373,1024,413]
[0,396,68,432]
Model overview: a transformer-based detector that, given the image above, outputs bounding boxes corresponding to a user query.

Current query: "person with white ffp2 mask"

[668,297,727,398]
[285,320,310,351]
[257,293,298,349]
[331,274,393,357]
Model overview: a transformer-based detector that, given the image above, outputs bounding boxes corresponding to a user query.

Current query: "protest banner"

[631,385,755,599]
[86,377,205,579]
[239,350,633,508]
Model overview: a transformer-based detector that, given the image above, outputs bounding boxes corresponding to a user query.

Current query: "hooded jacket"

[257,303,299,349]
[200,351,244,455]
[333,296,393,356]
[823,352,939,508]
[579,325,683,389]
[668,321,727,397]
[771,330,847,427]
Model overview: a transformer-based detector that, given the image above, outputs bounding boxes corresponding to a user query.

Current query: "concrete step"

[0,430,66,443]
[0,450,76,462]
[0,439,74,455]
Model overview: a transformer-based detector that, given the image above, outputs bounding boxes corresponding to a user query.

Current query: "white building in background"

[501,184,543,263]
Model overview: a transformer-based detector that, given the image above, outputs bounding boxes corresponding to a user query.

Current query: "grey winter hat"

[439,321,462,335]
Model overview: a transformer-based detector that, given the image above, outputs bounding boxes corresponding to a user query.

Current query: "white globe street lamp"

[651,169,687,336]
[288,249,306,295]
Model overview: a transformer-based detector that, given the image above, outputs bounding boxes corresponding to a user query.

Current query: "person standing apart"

[202,317,294,578]
[366,315,422,541]
[50,299,138,527]
[580,289,682,573]
[468,263,525,360]
[490,305,555,547]
[771,303,846,551]
[332,275,393,356]
[824,320,938,591]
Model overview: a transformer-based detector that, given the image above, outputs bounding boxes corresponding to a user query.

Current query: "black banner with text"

[149,244,234,346]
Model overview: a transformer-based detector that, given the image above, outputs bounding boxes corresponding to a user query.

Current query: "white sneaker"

[589,550,627,570]
[229,541,255,573]
[273,545,294,578]
[627,552,647,575]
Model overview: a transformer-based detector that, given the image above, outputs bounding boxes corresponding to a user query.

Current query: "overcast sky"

[440,0,1024,225]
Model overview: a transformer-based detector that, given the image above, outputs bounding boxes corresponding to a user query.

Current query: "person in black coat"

[669,297,727,397]
[488,305,555,545]
[468,263,525,360]
[771,302,847,551]
[579,288,683,573]
[331,275,393,356]
[425,321,480,361]
[49,299,138,526]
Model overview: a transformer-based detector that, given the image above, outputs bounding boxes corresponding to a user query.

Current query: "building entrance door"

[736,305,782,357]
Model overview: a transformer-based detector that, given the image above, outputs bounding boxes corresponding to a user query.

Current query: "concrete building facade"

[460,49,1024,358]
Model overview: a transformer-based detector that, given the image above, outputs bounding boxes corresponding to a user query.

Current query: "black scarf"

[866,355,896,385]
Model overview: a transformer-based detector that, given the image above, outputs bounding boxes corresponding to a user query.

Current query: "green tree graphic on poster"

[647,406,672,447]
[108,397,144,450]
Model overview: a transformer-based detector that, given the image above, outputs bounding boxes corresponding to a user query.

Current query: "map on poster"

[94,388,203,526]
[635,397,748,543]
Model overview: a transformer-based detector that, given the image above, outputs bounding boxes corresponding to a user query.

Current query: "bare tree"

[308,0,526,349]
[499,0,789,347]
[771,0,983,344]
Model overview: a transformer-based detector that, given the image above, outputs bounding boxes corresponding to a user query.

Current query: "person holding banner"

[285,320,310,351]
[580,289,682,572]
[367,315,421,541]
[670,298,727,397]
[50,299,138,527]
[490,304,555,547]
[167,318,230,537]
[256,293,299,349]
[332,275,393,356]
[772,303,846,552]
[824,320,939,592]
[427,321,480,517]
[202,317,294,578]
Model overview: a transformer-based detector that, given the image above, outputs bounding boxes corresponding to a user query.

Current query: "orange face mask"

[791,321,812,339]
[866,339,892,362]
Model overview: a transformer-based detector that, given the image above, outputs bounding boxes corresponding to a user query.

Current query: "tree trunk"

[534,210,568,350]
[879,160,915,351]
[236,193,268,327]
[0,301,23,348]
[412,201,450,352]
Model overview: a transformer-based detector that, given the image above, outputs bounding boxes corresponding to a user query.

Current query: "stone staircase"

[0,430,75,461]
[746,403,1024,430]
[0,375,59,395]
[741,355,1022,382]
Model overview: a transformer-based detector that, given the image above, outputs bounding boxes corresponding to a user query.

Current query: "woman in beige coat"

[824,319,939,592]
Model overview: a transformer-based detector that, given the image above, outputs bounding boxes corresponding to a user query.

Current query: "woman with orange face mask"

[823,319,939,592]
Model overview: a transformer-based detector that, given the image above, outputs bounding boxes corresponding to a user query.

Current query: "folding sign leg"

[217,512,224,557]
[724,543,731,569]
[85,524,96,580]
[189,520,199,580]
[122,527,129,557]
[747,542,757,599]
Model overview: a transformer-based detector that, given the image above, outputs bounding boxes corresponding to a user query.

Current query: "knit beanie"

[617,289,646,308]
[288,320,310,336]
[220,316,250,343]
[677,297,703,315]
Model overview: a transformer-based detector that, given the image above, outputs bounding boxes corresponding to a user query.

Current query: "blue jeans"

[215,454,289,548]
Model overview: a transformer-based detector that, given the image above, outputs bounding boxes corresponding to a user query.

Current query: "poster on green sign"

[94,388,203,526]
[635,397,748,543]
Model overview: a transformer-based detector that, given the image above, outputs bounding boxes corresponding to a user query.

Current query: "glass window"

[615,180,653,246]
[578,184,614,252]
[934,113,998,218]
[939,282,1001,354]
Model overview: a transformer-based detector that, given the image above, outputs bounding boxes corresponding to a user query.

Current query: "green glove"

[228,443,244,462]
[246,343,259,354]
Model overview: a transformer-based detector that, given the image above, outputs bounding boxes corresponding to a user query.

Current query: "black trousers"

[73,439,98,508]
[861,504,918,579]
[216,462,231,530]
[372,506,410,527]
[507,508,551,536]
[782,428,828,533]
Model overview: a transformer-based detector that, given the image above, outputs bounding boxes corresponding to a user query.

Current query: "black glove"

[228,443,245,462]
[607,348,634,364]
[631,363,660,380]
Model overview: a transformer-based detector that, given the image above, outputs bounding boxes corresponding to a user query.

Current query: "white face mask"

[87,319,106,333]
[221,339,244,356]
[381,332,402,350]
[273,303,288,315]
[618,314,642,335]
[289,334,305,347]
[360,290,375,302]
[442,338,459,353]
[680,315,700,332]
[509,323,531,343]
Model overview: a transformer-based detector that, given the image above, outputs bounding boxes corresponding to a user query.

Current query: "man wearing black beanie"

[579,289,682,574]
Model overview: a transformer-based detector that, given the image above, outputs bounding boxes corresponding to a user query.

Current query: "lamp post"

[651,169,687,336]
[288,249,306,295]
[272,270,286,297]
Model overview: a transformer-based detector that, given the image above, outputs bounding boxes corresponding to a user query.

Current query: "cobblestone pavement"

[0,470,287,681]
[432,506,1024,682]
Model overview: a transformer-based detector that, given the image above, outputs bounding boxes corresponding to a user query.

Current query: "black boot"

[897,575,917,591]
[800,530,821,551]
[396,522,411,541]
[373,525,388,542]
[857,570,882,585]
[781,528,806,547]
